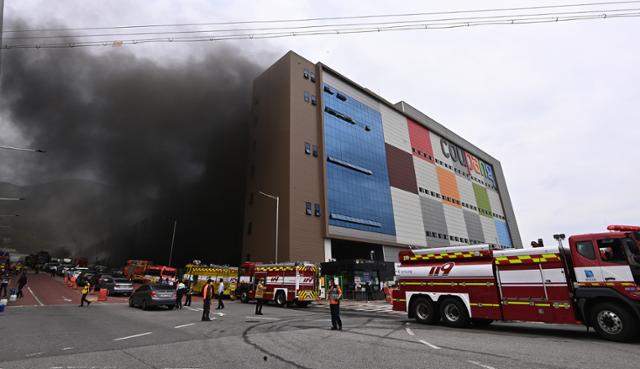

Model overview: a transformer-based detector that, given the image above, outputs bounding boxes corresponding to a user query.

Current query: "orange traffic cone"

[97,288,108,302]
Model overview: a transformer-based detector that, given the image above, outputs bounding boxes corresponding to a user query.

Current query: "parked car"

[98,276,133,296]
[129,284,176,310]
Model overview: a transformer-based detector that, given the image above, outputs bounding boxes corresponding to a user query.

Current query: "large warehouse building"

[242,51,522,288]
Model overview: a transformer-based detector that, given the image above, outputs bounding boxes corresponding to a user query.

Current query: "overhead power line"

[4,7,639,41]
[1,7,638,49]
[4,0,640,34]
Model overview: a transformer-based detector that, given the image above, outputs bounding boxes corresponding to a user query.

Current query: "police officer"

[328,279,342,330]
[202,279,213,321]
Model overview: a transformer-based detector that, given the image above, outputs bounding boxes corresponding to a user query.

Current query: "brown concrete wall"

[287,53,325,263]
[241,53,292,263]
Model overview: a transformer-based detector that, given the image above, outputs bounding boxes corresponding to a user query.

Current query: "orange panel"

[436,166,461,208]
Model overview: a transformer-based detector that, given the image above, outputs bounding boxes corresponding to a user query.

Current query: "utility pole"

[168,220,177,267]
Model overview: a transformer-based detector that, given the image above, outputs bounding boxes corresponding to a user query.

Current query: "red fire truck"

[123,260,152,282]
[392,226,640,341]
[235,261,320,307]
[143,265,177,284]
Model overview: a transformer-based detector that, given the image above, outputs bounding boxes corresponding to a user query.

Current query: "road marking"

[62,347,73,351]
[405,327,415,336]
[113,331,152,341]
[245,316,280,320]
[186,307,201,312]
[62,296,72,302]
[419,339,441,350]
[25,351,44,357]
[216,312,225,317]
[174,323,196,329]
[468,360,496,369]
[27,287,44,306]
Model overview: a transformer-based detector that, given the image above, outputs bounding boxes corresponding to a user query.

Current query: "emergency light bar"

[607,225,640,232]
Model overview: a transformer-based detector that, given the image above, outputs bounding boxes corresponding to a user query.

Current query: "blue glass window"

[322,82,396,236]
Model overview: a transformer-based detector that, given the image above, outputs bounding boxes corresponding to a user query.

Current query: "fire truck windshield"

[163,270,176,277]
[147,269,161,277]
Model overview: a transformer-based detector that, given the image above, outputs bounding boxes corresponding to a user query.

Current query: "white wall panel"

[443,206,469,244]
[429,131,451,165]
[457,177,477,208]
[323,72,380,112]
[480,215,499,247]
[379,104,411,153]
[487,189,505,217]
[391,187,427,247]
[414,157,440,193]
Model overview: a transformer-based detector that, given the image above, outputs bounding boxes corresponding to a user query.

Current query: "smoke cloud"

[0,25,268,266]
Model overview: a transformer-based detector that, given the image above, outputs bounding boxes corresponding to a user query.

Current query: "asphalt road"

[0,275,638,369]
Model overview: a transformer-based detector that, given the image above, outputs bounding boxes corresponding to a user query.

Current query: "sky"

[2,0,639,248]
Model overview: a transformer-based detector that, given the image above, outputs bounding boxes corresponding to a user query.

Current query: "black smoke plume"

[0,25,269,267]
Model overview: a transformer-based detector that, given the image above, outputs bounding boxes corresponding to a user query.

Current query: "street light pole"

[168,220,177,267]
[258,191,279,264]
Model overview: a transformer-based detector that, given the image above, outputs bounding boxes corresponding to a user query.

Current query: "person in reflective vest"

[79,282,91,307]
[202,279,213,321]
[255,279,266,315]
[328,279,342,330]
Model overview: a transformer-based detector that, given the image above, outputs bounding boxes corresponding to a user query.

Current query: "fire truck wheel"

[240,291,249,303]
[275,291,287,307]
[411,297,437,325]
[590,302,639,342]
[440,298,470,328]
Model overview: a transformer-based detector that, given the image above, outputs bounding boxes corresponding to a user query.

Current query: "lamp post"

[168,220,177,267]
[258,191,279,263]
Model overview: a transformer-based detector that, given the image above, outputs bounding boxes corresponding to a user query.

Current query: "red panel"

[407,118,434,163]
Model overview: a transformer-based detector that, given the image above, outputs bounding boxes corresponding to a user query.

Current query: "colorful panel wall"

[321,71,515,248]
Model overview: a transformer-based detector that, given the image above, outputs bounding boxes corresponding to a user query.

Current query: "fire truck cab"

[393,226,640,341]
[236,261,319,307]
[143,266,177,284]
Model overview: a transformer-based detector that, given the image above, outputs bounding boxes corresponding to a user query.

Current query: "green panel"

[472,183,492,218]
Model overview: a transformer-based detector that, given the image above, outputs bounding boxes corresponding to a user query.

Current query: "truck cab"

[566,227,640,340]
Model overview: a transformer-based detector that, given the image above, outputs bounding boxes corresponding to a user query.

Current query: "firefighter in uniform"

[202,279,213,321]
[328,279,342,330]
[255,278,266,315]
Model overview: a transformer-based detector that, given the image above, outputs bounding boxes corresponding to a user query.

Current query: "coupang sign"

[440,138,496,186]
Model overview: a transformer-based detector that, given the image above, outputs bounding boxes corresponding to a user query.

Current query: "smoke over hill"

[0,27,268,266]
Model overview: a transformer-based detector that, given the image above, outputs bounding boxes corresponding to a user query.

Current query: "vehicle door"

[595,238,635,284]
[135,285,149,304]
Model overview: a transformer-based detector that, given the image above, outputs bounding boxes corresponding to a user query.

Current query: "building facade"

[242,51,522,271]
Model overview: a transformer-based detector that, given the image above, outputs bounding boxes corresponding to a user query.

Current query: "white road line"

[174,323,196,329]
[186,307,201,312]
[113,331,152,341]
[62,347,73,351]
[419,339,441,350]
[62,296,72,302]
[25,351,44,357]
[245,316,280,320]
[468,360,496,369]
[216,312,225,317]
[405,327,415,336]
[27,287,44,306]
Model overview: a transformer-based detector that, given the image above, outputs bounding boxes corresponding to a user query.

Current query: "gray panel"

[420,197,450,247]
[463,210,484,243]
